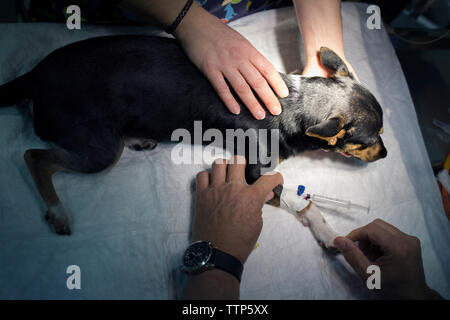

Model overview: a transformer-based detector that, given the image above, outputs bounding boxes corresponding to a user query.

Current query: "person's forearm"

[117,0,201,28]
[183,269,240,300]
[117,0,214,40]
[293,0,345,61]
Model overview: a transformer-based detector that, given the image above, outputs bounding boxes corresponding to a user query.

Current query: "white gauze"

[279,188,310,214]
[279,187,339,249]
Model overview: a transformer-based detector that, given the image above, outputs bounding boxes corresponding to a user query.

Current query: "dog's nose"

[379,147,387,159]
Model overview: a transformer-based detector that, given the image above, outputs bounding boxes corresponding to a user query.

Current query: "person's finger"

[372,218,406,236]
[251,53,289,98]
[206,70,241,115]
[346,222,393,255]
[334,236,372,281]
[239,63,281,116]
[223,68,266,120]
[210,158,228,186]
[251,172,284,201]
[226,155,247,182]
[196,171,210,191]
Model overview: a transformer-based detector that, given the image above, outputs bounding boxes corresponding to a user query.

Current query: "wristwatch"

[181,241,244,282]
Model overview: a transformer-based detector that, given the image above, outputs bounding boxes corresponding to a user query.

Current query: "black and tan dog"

[0,36,386,235]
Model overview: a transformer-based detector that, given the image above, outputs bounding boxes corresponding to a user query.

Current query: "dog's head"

[304,47,387,162]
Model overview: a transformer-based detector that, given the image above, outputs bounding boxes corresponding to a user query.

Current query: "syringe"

[309,193,370,214]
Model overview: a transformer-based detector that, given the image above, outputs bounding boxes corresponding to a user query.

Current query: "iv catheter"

[280,185,370,214]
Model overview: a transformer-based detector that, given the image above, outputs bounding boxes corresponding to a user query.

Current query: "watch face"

[182,241,212,273]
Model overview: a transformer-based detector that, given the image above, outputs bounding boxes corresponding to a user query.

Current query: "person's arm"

[116,0,289,120]
[117,0,188,27]
[293,0,357,79]
[334,219,443,300]
[183,268,240,300]
[182,156,283,299]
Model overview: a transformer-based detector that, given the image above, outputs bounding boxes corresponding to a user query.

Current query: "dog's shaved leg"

[266,185,338,249]
[297,202,339,249]
[24,149,72,235]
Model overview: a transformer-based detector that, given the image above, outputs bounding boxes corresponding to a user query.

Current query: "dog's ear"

[319,47,354,79]
[306,116,346,146]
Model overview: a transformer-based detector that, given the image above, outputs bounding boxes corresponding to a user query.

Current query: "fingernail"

[281,87,289,97]
[256,110,265,120]
[214,158,227,165]
[333,237,347,251]
[233,155,246,164]
[233,106,240,115]
[272,106,281,115]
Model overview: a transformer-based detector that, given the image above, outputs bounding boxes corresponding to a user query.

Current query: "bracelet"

[165,0,194,35]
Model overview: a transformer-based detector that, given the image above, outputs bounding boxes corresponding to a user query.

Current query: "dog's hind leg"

[25,149,74,234]
[24,125,124,235]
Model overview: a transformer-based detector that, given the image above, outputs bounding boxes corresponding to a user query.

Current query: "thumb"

[252,172,283,201]
[334,237,371,281]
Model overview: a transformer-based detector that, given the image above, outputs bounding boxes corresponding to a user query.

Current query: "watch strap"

[211,248,244,283]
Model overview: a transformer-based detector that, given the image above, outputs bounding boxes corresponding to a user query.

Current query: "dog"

[0,35,386,235]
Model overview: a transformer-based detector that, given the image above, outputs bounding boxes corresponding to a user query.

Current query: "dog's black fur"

[0,35,386,182]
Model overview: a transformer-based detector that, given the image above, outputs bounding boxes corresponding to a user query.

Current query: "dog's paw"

[125,138,157,151]
[46,205,71,235]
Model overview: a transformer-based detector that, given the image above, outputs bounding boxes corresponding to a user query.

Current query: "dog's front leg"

[297,202,339,249]
[267,182,339,250]
[245,155,339,248]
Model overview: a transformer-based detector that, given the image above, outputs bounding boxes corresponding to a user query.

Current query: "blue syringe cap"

[297,185,305,196]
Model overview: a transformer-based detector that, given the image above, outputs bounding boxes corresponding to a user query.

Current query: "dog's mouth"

[340,152,352,158]
[322,149,353,158]
[336,144,388,162]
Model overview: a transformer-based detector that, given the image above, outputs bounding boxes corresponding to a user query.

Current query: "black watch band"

[211,248,244,283]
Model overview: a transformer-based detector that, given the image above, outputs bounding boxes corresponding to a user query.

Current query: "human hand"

[334,219,441,299]
[174,4,289,119]
[193,156,283,263]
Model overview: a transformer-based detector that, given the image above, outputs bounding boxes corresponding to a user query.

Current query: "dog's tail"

[0,72,32,107]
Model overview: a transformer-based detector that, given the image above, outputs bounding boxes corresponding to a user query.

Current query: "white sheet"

[0,3,448,299]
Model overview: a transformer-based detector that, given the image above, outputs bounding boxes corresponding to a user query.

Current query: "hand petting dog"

[175,4,289,120]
